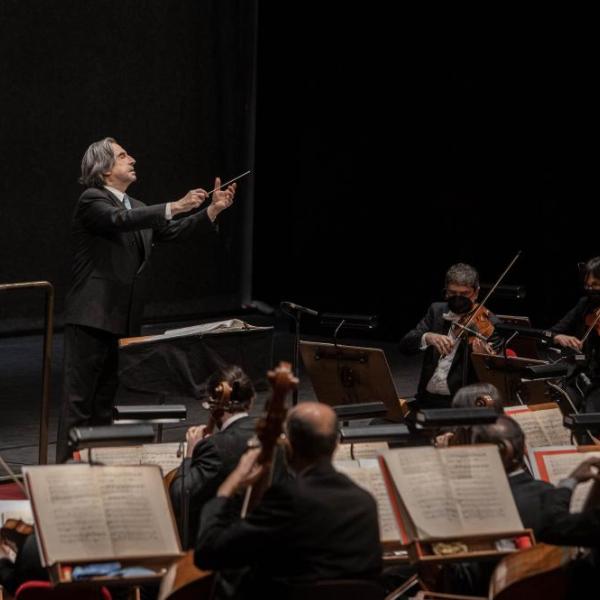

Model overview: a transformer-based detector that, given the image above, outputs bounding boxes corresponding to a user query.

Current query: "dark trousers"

[56,324,120,463]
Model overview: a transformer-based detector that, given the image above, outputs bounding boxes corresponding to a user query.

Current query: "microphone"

[280,301,319,317]
[494,323,554,342]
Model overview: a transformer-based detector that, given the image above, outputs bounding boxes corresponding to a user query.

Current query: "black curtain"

[254,6,596,340]
[0,0,257,333]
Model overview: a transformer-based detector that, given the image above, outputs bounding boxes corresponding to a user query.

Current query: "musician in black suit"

[399,263,501,409]
[0,535,46,595]
[471,415,600,543]
[550,256,600,412]
[194,402,382,598]
[169,366,262,548]
[56,137,236,462]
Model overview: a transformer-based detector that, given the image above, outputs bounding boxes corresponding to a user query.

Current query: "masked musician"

[399,263,502,409]
[550,257,600,412]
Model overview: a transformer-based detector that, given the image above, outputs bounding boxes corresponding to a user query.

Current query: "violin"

[451,303,496,346]
[449,251,523,353]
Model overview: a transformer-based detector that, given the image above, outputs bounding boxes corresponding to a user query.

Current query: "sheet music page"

[88,446,143,465]
[24,465,112,565]
[141,443,185,475]
[507,410,553,448]
[0,500,33,525]
[382,446,522,539]
[534,450,600,512]
[440,446,523,536]
[335,460,401,544]
[533,407,573,447]
[96,466,180,558]
[382,447,459,539]
[334,442,388,461]
[505,405,572,448]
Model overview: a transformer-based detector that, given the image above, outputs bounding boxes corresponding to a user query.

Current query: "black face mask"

[585,289,600,306]
[447,295,474,315]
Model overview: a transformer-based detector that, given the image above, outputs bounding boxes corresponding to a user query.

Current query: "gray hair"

[79,137,117,187]
[445,263,479,289]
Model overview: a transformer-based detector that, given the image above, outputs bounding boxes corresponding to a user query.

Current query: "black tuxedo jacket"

[398,302,502,397]
[538,484,600,547]
[509,471,555,538]
[64,187,215,336]
[194,460,382,589]
[169,416,260,548]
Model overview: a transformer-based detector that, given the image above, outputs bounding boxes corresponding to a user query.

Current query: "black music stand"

[471,353,546,405]
[299,341,406,421]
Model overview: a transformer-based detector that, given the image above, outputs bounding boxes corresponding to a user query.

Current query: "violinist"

[169,365,262,549]
[399,263,502,409]
[550,257,600,412]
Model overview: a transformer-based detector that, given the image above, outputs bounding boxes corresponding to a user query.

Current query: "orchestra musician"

[194,402,382,598]
[399,263,502,409]
[169,365,287,549]
[550,256,600,411]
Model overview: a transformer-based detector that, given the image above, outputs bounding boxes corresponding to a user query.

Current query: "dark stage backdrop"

[253,6,596,341]
[0,0,256,333]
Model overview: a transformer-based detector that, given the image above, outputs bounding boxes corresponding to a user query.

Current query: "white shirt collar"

[104,185,126,203]
[220,412,249,431]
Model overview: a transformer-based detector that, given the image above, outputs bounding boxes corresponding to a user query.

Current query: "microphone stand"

[280,302,319,405]
[502,331,519,404]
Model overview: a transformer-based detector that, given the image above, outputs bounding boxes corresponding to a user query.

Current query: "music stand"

[471,353,547,405]
[299,341,406,421]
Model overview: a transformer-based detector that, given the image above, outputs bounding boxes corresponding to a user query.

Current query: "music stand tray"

[299,341,405,421]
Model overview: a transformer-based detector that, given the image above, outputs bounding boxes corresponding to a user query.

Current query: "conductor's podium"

[116,319,274,403]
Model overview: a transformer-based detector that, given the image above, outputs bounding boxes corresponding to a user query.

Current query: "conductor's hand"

[172,189,208,216]
[553,334,583,352]
[424,332,454,356]
[217,448,263,498]
[207,177,236,222]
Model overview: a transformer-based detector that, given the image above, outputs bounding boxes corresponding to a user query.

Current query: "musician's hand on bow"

[553,334,583,352]
[424,333,454,356]
[472,338,495,355]
[568,457,600,484]
[217,447,264,498]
